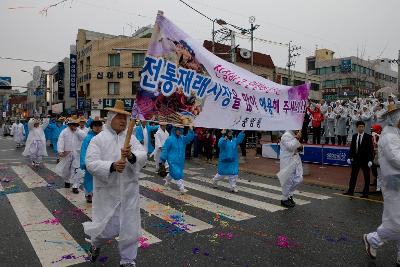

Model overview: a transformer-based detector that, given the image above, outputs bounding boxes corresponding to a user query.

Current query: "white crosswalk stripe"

[7,192,87,267]
[11,165,48,188]
[190,176,311,205]
[144,164,200,175]
[56,188,161,245]
[140,180,255,221]
[140,195,213,233]
[235,178,331,200]
[182,180,286,212]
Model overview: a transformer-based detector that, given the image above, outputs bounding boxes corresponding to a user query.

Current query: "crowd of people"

[302,94,398,146]
[4,95,400,266]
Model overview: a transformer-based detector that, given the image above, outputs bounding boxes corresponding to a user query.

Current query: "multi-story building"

[76,29,150,117]
[307,49,398,101]
[47,57,76,115]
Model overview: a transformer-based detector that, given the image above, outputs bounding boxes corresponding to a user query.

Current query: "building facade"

[307,49,398,101]
[76,29,150,117]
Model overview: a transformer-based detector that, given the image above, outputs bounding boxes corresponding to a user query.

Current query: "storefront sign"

[96,71,134,79]
[103,98,135,109]
[70,54,77,97]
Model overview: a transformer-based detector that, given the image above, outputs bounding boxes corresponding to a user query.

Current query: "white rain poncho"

[82,112,146,264]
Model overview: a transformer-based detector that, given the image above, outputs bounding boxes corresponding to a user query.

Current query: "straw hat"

[92,116,103,122]
[67,115,79,125]
[382,103,400,118]
[174,124,184,129]
[78,116,87,122]
[105,100,130,115]
[159,121,168,126]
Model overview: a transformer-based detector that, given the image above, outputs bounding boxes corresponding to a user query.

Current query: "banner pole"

[121,120,135,161]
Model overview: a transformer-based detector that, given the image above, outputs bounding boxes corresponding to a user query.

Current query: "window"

[108,82,120,95]
[108,54,120,67]
[86,56,91,72]
[79,60,83,73]
[86,84,90,97]
[282,77,289,85]
[132,53,145,67]
[132,81,140,95]
[331,66,336,72]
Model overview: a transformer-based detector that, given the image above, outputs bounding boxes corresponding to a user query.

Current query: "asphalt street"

[0,133,395,267]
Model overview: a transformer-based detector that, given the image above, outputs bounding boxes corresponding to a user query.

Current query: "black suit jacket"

[348,133,374,163]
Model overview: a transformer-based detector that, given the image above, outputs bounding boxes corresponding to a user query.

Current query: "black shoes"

[289,196,296,206]
[72,188,79,194]
[64,182,71,188]
[88,245,101,263]
[85,194,92,203]
[281,199,295,208]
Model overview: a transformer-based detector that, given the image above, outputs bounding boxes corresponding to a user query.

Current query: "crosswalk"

[0,161,331,266]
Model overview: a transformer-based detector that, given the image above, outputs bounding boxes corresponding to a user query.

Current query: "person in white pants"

[363,104,400,266]
[152,122,169,171]
[56,116,87,194]
[212,130,245,193]
[11,119,25,148]
[279,130,304,208]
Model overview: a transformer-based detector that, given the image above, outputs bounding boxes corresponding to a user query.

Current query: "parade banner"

[137,12,309,130]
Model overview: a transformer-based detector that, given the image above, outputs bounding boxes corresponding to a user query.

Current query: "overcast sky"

[0,0,399,91]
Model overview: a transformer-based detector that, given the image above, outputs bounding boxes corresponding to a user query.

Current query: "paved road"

[0,134,395,267]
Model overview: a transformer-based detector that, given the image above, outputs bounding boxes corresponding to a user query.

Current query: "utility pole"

[230,30,236,64]
[249,16,258,73]
[287,41,301,86]
[212,19,227,54]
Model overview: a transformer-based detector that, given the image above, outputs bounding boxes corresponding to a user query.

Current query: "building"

[307,49,398,101]
[275,67,322,100]
[76,29,151,117]
[8,91,28,118]
[203,40,275,80]
[47,57,76,115]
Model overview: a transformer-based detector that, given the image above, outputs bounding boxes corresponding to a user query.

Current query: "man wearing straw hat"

[160,124,194,193]
[55,115,87,193]
[80,116,103,203]
[83,100,146,267]
[363,103,400,266]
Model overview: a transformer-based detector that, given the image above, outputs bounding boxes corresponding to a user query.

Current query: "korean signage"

[340,59,352,73]
[70,54,77,98]
[136,13,309,130]
[96,71,134,79]
[103,98,135,110]
[91,98,103,110]
[77,97,85,110]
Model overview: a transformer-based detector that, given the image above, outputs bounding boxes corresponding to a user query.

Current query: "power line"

[178,0,213,22]
[0,56,57,64]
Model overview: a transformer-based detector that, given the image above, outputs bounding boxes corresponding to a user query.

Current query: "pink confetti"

[138,236,150,249]
[52,209,63,215]
[276,235,292,248]
[40,218,60,225]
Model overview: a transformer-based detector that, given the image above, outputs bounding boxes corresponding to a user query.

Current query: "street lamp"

[212,18,227,54]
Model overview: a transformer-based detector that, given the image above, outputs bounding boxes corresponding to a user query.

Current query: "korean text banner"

[137,13,309,130]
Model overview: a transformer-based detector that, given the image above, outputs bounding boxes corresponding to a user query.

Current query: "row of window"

[322,79,375,89]
[316,65,397,83]
[79,53,145,73]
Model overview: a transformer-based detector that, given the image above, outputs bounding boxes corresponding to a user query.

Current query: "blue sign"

[340,59,352,73]
[77,97,85,110]
[70,54,77,98]
[0,77,11,89]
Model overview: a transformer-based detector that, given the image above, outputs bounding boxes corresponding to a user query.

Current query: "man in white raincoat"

[361,106,373,134]
[278,130,303,208]
[363,104,400,266]
[83,100,146,267]
[56,116,87,193]
[152,122,169,171]
[22,117,49,167]
[335,104,348,146]
[324,106,336,145]
[11,119,25,148]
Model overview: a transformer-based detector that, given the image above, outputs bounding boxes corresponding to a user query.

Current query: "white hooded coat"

[12,122,25,144]
[279,131,303,186]
[83,112,146,261]
[22,118,49,157]
[335,106,348,136]
[377,125,400,232]
[324,111,336,138]
[152,127,169,167]
[55,127,87,179]
[361,108,373,134]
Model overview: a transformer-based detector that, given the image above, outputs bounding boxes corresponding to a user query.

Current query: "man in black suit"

[344,120,374,198]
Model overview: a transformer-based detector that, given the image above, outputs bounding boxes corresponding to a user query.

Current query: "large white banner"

[137,12,309,130]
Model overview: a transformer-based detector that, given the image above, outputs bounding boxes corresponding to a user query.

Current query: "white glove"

[368,161,373,168]
[347,159,351,165]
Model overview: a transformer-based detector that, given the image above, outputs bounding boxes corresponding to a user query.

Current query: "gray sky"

[1,0,399,91]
